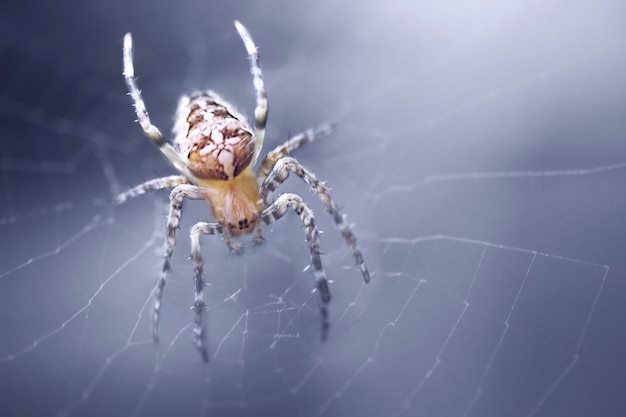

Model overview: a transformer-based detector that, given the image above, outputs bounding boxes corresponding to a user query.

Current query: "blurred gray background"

[1,1,626,416]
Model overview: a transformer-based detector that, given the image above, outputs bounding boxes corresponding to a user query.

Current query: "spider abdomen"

[173,91,256,181]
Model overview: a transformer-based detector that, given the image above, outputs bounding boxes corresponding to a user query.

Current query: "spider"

[116,21,370,362]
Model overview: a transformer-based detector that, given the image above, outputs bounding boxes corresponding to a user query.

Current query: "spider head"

[200,168,262,238]
[224,214,258,236]
[219,179,261,237]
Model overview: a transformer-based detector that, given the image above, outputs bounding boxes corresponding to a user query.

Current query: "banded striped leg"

[152,184,204,344]
[261,157,371,284]
[257,122,336,181]
[190,221,224,362]
[234,20,268,164]
[122,33,196,179]
[261,193,331,338]
[114,175,189,205]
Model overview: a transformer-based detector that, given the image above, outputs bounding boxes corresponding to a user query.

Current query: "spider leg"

[122,33,196,180]
[257,122,336,181]
[234,21,267,164]
[190,221,224,362]
[261,193,331,338]
[261,157,371,283]
[152,184,204,345]
[114,175,190,205]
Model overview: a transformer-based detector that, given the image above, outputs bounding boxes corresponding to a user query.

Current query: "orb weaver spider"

[116,21,370,362]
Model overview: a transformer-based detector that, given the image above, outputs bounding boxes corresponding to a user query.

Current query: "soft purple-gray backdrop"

[1,1,626,416]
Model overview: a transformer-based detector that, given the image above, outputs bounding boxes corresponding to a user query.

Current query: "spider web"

[2,1,626,416]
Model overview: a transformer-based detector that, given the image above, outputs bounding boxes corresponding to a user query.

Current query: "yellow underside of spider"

[196,167,262,236]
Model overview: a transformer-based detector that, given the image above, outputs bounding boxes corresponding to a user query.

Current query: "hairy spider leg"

[114,175,189,205]
[123,33,197,181]
[257,122,336,181]
[190,221,223,362]
[234,20,268,165]
[150,185,205,343]
[260,193,331,337]
[261,157,370,283]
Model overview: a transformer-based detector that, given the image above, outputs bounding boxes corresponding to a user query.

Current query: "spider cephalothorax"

[117,21,370,362]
